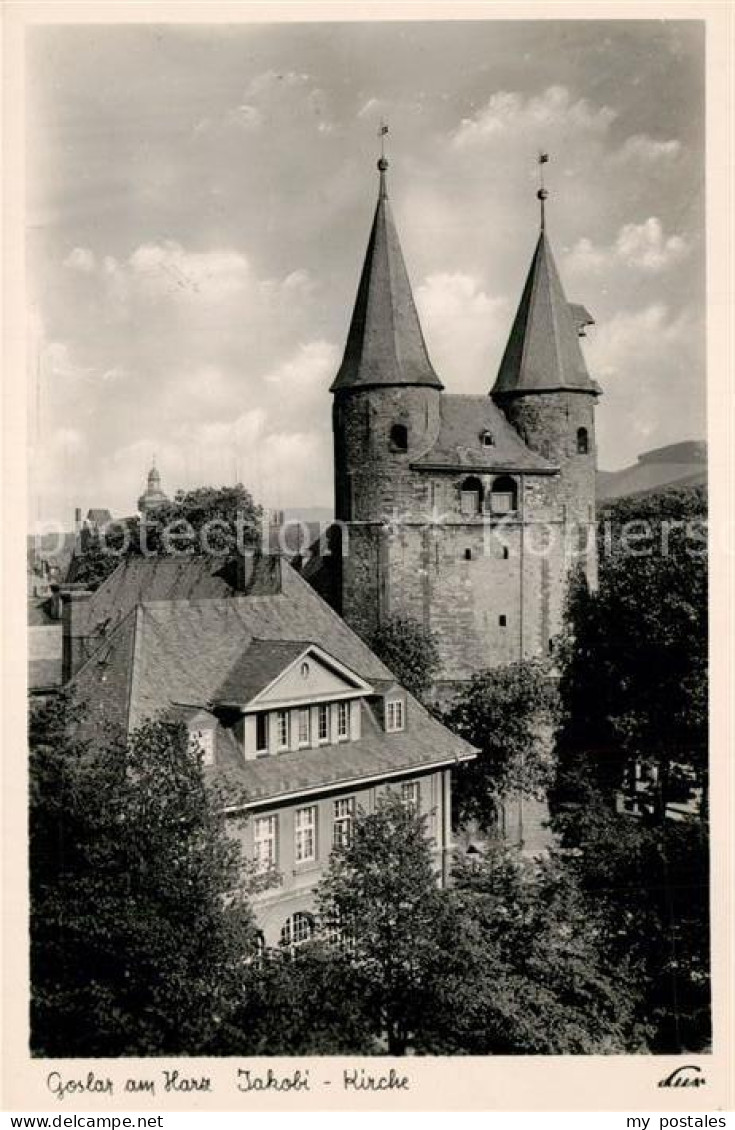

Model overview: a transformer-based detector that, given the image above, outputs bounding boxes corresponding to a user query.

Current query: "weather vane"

[378,119,389,163]
[537,151,550,230]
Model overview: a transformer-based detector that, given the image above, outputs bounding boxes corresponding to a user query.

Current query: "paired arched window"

[280,912,315,952]
[489,475,518,514]
[577,427,589,455]
[460,476,483,516]
[390,423,408,452]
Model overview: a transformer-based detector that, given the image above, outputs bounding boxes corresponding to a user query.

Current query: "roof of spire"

[331,158,443,393]
[492,226,599,397]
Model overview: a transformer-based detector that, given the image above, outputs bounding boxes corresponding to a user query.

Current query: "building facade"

[66,555,475,946]
[320,157,601,693]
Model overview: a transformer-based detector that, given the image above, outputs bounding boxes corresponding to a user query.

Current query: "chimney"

[61,589,93,683]
[74,507,82,532]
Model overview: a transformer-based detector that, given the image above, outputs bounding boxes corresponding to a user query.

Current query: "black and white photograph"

[6,6,730,1107]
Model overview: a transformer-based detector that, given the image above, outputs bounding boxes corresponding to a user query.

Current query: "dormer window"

[255,712,269,754]
[337,701,350,740]
[297,707,311,747]
[386,698,405,733]
[317,703,330,743]
[481,430,495,447]
[276,709,290,750]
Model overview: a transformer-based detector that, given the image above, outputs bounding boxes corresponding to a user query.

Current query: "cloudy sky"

[27,19,705,525]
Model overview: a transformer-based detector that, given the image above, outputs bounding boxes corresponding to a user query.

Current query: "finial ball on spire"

[377,156,389,172]
[537,188,549,201]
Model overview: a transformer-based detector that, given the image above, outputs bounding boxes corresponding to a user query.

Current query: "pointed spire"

[331,148,443,393]
[492,175,599,397]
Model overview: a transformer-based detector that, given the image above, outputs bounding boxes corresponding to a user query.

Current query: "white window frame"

[333,796,355,849]
[386,698,405,733]
[276,709,290,751]
[280,912,314,951]
[337,700,350,741]
[317,703,330,744]
[401,780,420,813]
[294,805,317,864]
[297,706,311,747]
[253,815,277,872]
[255,712,269,754]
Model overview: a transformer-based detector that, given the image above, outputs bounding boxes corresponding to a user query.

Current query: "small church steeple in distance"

[138,456,169,515]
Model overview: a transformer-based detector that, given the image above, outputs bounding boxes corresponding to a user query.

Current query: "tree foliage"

[417,846,645,1055]
[556,485,707,817]
[444,661,560,831]
[551,774,710,1053]
[29,694,259,1056]
[367,615,440,703]
[69,483,263,589]
[317,791,445,1054]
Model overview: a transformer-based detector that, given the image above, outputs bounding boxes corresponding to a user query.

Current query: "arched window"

[577,427,589,455]
[460,476,483,516]
[489,475,518,514]
[390,423,408,452]
[280,912,315,952]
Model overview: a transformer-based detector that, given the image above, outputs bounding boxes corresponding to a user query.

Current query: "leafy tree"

[549,485,710,1050]
[556,485,707,820]
[417,846,646,1055]
[317,791,445,1054]
[226,944,377,1055]
[68,483,263,589]
[367,615,440,703]
[29,694,259,1056]
[551,772,710,1053]
[444,661,560,831]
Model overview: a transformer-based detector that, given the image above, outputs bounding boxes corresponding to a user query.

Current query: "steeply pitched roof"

[215,640,313,706]
[411,394,556,473]
[493,229,599,397]
[70,558,476,801]
[215,698,473,808]
[331,161,443,393]
[76,554,281,641]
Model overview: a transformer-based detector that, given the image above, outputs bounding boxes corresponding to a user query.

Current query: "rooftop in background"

[597,441,707,503]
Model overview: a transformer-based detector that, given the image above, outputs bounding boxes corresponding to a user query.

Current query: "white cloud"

[453,85,616,148]
[264,340,339,392]
[416,272,508,390]
[63,246,95,272]
[611,134,682,164]
[565,217,690,276]
[127,241,251,302]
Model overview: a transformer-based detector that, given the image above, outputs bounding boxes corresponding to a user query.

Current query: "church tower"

[322,147,602,693]
[331,153,443,631]
[332,153,443,521]
[491,181,600,588]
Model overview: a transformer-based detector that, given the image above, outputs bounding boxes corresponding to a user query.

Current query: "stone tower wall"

[333,385,441,521]
[497,390,599,589]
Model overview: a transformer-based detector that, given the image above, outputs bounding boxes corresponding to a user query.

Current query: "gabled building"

[310,156,601,697]
[66,554,476,946]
